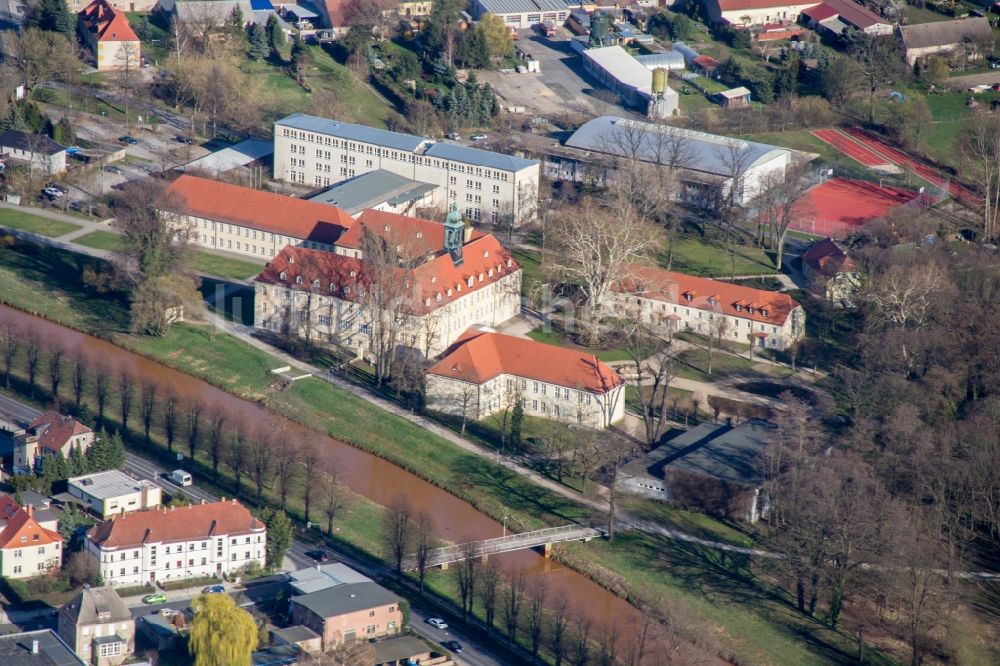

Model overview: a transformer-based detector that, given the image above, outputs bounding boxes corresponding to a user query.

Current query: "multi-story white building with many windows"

[608,265,805,350]
[426,329,625,429]
[84,500,266,587]
[273,113,540,225]
[253,209,522,360]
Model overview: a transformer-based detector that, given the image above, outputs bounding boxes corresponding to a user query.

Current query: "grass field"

[666,234,778,277]
[74,230,121,251]
[0,208,80,237]
[525,326,632,363]
[674,346,756,382]
[74,231,264,280]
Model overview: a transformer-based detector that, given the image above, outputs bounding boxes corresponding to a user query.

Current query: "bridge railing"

[405,525,602,568]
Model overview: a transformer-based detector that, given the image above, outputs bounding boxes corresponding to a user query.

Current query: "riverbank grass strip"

[0,208,81,238]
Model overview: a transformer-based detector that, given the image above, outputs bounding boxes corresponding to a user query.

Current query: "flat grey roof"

[289,562,371,595]
[291,582,398,619]
[423,141,538,172]
[68,469,157,501]
[583,45,656,98]
[277,113,424,153]
[307,169,437,214]
[374,636,434,664]
[631,419,775,486]
[565,116,789,177]
[276,113,538,172]
[181,138,273,175]
[272,625,320,644]
[475,0,568,13]
[0,630,85,665]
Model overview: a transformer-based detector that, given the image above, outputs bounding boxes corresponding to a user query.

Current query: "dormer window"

[760,308,768,318]
[746,305,754,315]
[312,279,320,289]
[425,297,432,306]
[288,256,295,264]
[684,292,693,302]
[384,224,391,231]
[488,268,494,277]
[343,286,351,294]
[484,250,490,258]
[279,272,287,281]
[295,276,303,284]
[329,282,336,291]
[506,259,512,268]
[436,293,442,302]
[396,244,403,252]
[446,288,453,296]
[467,277,474,287]
[431,276,437,283]
[478,273,483,282]
[349,270,357,278]
[734,304,742,312]
[416,232,423,239]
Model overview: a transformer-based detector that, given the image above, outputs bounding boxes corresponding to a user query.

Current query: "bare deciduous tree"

[501,571,526,650]
[454,541,478,622]
[118,369,135,435]
[320,468,346,536]
[478,559,501,636]
[957,110,1000,238]
[163,390,179,454]
[70,349,87,410]
[0,319,20,389]
[414,511,435,594]
[46,341,64,404]
[139,382,157,445]
[382,494,413,573]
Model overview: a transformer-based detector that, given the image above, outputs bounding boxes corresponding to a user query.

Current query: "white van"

[170,470,192,487]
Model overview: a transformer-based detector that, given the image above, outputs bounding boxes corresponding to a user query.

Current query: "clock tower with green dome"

[444,203,465,266]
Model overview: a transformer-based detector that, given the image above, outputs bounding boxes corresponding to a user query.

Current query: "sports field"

[792,177,923,237]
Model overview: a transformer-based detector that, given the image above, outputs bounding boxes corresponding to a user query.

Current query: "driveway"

[944,71,1000,90]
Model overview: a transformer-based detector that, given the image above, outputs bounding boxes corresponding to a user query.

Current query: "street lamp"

[502,512,509,539]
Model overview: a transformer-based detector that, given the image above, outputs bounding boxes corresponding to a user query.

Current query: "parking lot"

[479,31,615,118]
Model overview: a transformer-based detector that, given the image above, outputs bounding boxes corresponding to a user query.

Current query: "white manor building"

[609,265,805,350]
[85,500,266,587]
[273,113,540,225]
[426,329,625,429]
[253,208,523,360]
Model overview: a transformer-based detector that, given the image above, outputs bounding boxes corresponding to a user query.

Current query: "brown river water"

[0,303,722,664]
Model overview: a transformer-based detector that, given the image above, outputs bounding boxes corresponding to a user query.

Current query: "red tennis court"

[791,177,924,238]
[810,129,890,168]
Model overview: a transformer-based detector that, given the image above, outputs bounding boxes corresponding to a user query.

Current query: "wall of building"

[471,0,568,28]
[716,1,817,25]
[273,126,540,225]
[95,39,140,72]
[607,292,805,350]
[0,144,66,175]
[292,603,403,648]
[58,617,135,666]
[254,270,522,359]
[1,542,61,578]
[88,532,266,586]
[68,485,162,519]
[425,372,625,429]
[168,212,333,261]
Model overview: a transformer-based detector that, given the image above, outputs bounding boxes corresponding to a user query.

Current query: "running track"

[843,128,980,206]
[810,129,889,168]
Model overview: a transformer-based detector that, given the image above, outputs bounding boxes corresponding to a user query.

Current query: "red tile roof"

[28,412,92,455]
[801,3,839,20]
[801,237,857,275]
[427,330,623,393]
[336,209,465,258]
[614,265,801,326]
[256,233,520,316]
[0,506,62,549]
[87,500,264,549]
[322,0,348,27]
[693,54,721,70]
[78,0,139,43]
[164,175,355,246]
[814,0,887,29]
[0,495,21,522]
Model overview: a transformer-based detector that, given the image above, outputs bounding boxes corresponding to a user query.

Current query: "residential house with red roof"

[253,207,522,360]
[800,237,859,301]
[800,0,892,36]
[13,412,94,475]
[161,175,357,261]
[78,0,141,71]
[609,265,805,350]
[0,505,63,579]
[426,329,625,429]
[85,499,266,586]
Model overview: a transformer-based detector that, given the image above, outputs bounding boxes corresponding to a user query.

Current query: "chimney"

[31,640,39,655]
[25,504,33,519]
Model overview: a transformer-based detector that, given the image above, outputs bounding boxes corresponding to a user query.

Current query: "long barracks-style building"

[273,113,540,226]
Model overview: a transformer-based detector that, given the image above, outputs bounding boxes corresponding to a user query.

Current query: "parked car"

[46,182,68,194]
[305,550,330,563]
[42,187,63,199]
[170,469,192,486]
[118,135,138,145]
[446,132,461,140]
[159,608,180,618]
[68,200,87,212]
[442,640,463,652]
[202,584,226,594]
[425,617,448,630]
[142,593,168,605]
[470,133,487,141]
[102,165,124,175]
[175,135,194,144]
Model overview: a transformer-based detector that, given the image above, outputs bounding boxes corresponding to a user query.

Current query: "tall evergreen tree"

[36,0,74,36]
[260,509,293,569]
[265,14,285,57]
[69,443,88,476]
[246,23,268,61]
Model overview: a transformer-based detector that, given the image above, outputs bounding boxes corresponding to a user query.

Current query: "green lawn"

[74,232,265,280]
[674,346,756,383]
[901,4,952,23]
[191,253,265,281]
[511,247,543,299]
[525,325,632,362]
[923,91,1000,166]
[0,208,80,237]
[74,230,121,251]
[692,76,729,94]
[678,90,716,115]
[666,234,778,278]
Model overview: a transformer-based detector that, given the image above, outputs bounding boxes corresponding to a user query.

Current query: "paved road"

[0,392,40,430]
[944,71,1000,90]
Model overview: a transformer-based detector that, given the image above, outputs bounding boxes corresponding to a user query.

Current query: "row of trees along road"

[0,311,350,535]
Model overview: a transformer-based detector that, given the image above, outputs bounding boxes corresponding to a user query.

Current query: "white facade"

[68,471,162,520]
[173,211,335,260]
[471,0,569,29]
[426,373,625,429]
[273,114,540,225]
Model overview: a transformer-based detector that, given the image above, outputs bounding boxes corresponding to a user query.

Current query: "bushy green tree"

[266,14,285,56]
[41,451,69,484]
[226,6,246,47]
[510,400,523,448]
[260,509,293,569]
[51,116,74,145]
[69,443,89,476]
[189,595,257,666]
[34,0,74,36]
[87,429,126,471]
